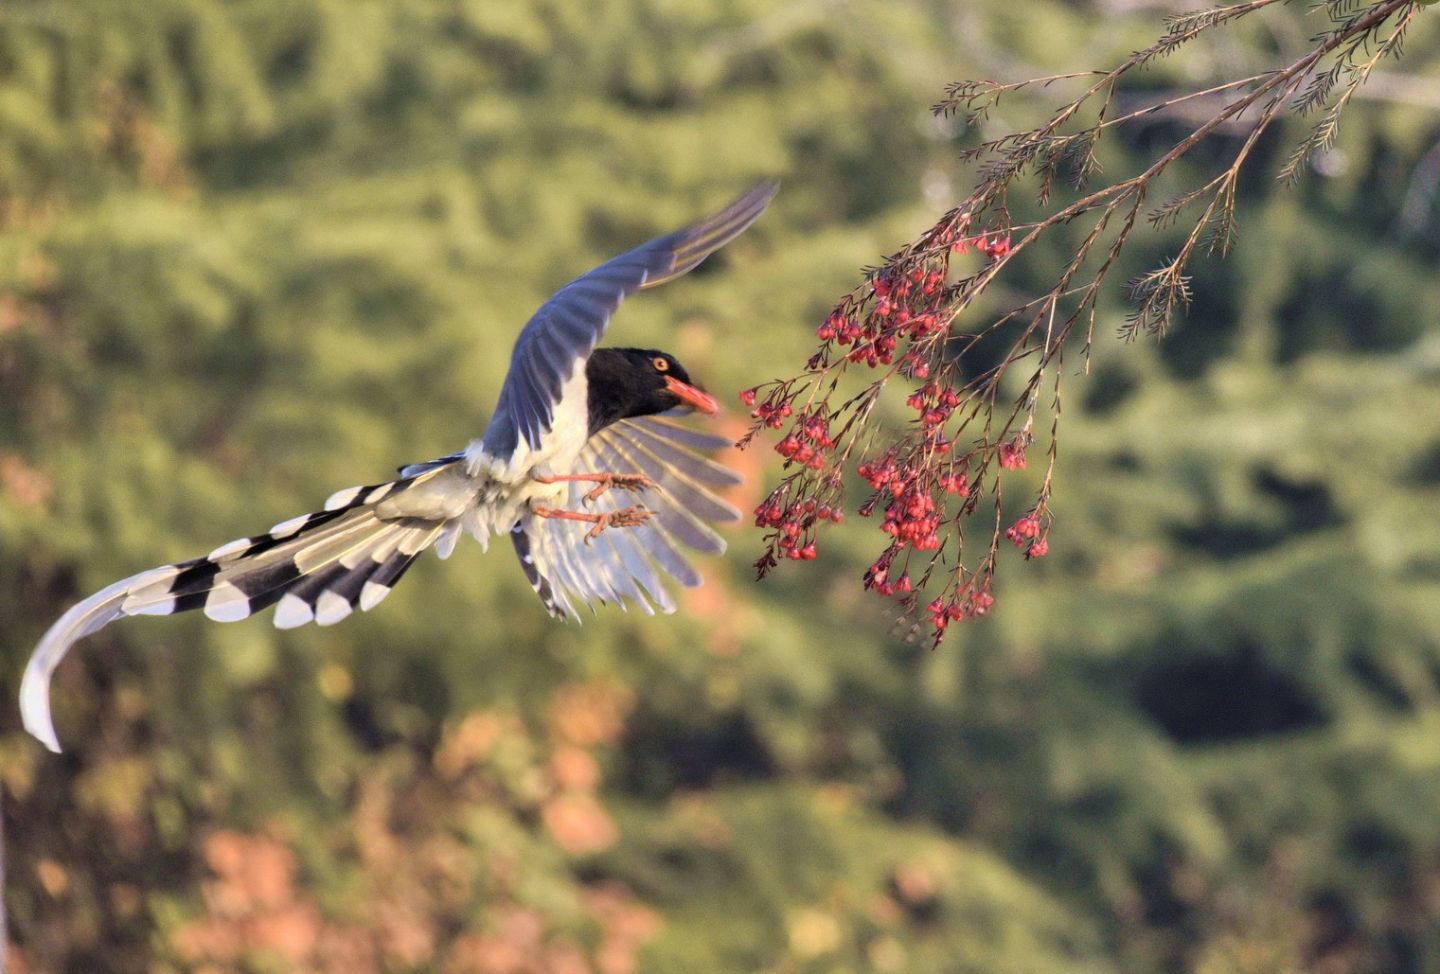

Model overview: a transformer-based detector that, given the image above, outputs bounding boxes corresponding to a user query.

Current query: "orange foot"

[534,472,656,503]
[532,504,653,543]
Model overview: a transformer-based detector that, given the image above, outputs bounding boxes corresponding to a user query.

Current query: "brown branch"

[743,0,1425,643]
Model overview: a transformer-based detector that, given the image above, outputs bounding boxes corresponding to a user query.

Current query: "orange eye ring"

[653,356,670,372]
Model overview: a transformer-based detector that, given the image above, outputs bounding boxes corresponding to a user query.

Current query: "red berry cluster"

[819,264,953,371]
[753,494,844,565]
[774,411,835,471]
[906,381,961,428]
[998,437,1028,470]
[741,211,1052,646]
[805,220,1016,385]
[981,234,1012,259]
[863,549,913,597]
[879,484,942,551]
[1005,514,1040,544]
[1005,512,1050,560]
[855,455,947,552]
[949,229,1011,260]
[938,469,970,496]
[926,581,997,637]
[742,391,792,429]
[856,455,900,490]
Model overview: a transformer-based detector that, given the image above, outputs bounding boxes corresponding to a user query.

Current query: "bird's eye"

[653,357,670,372]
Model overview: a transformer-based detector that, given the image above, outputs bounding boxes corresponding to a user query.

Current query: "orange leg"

[534,472,655,503]
[532,504,652,543]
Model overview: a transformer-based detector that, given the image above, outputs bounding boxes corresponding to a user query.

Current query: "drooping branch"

[742,0,1427,644]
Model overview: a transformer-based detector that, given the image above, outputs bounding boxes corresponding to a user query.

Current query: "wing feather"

[483,182,777,457]
[587,435,726,555]
[512,416,739,618]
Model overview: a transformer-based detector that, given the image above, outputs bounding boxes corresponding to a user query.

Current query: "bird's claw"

[583,473,655,504]
[584,505,651,542]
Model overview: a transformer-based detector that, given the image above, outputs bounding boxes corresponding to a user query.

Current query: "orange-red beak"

[664,375,720,416]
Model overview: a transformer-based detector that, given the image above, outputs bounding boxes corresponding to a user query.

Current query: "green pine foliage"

[1,1,1438,971]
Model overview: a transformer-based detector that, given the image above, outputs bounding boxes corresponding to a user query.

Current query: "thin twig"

[743,0,1424,643]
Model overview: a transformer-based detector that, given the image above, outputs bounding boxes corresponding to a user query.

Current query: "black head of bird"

[585,347,720,435]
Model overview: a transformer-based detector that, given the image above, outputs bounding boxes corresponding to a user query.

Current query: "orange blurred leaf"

[541,793,618,856]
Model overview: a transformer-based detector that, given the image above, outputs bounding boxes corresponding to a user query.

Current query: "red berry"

[999,439,1027,470]
[984,235,1012,259]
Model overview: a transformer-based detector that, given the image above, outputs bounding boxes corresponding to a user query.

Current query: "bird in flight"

[21,181,777,753]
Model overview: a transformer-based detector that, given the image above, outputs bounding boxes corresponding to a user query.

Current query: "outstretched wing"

[511,415,742,618]
[481,181,777,458]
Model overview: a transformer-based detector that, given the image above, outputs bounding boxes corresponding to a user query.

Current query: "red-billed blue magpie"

[21,181,777,752]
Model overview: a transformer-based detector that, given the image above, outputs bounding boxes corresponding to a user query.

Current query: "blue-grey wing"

[510,415,742,618]
[482,181,777,457]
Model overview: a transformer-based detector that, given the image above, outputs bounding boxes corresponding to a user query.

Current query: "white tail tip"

[20,659,63,753]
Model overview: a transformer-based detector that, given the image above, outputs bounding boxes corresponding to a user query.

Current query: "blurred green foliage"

[1,1,1439,972]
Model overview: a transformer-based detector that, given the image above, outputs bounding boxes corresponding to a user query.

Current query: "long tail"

[20,466,465,753]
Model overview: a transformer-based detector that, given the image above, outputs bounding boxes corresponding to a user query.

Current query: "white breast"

[531,364,593,477]
[461,361,592,547]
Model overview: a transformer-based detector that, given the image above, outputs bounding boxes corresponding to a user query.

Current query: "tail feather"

[20,468,460,754]
[116,510,381,617]
[274,521,441,629]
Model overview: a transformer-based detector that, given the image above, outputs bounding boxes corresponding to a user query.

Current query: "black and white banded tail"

[20,466,459,753]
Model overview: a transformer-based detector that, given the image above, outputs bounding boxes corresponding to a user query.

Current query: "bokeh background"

[2,2,1440,972]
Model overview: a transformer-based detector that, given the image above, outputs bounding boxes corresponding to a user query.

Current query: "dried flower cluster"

[741,0,1424,644]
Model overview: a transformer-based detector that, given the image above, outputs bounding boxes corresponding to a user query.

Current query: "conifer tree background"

[1,1,1439,971]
